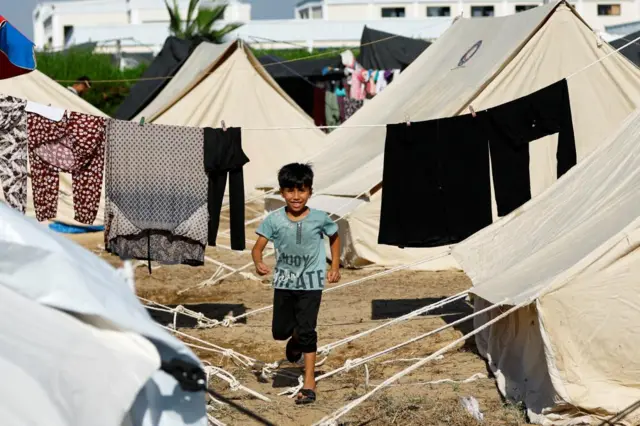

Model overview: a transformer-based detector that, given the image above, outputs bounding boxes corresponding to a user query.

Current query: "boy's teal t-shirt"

[256,208,338,291]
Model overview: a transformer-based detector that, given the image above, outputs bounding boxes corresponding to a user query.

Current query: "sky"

[1,0,297,39]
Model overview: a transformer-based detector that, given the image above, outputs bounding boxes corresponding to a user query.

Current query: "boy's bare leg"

[301,351,316,392]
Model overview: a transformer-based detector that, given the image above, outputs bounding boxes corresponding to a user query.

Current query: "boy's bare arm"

[327,233,341,283]
[252,236,271,276]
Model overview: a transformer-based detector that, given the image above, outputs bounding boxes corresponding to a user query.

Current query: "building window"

[427,6,451,16]
[381,7,405,18]
[515,4,538,12]
[63,25,73,44]
[299,9,309,19]
[311,6,323,19]
[597,4,621,15]
[471,6,495,16]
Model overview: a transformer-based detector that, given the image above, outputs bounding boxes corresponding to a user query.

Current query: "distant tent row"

[258,2,640,276]
[115,26,431,123]
[114,36,199,120]
[358,26,431,71]
[141,40,327,197]
[610,31,640,67]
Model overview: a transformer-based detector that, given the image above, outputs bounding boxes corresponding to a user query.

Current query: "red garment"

[27,111,106,224]
[313,87,326,128]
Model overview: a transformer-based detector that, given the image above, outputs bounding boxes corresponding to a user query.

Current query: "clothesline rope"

[279,296,498,398]
[53,19,455,84]
[313,300,523,426]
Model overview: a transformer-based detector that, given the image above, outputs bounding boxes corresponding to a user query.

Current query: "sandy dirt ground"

[70,209,532,426]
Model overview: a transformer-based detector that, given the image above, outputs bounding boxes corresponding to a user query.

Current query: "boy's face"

[280,185,312,213]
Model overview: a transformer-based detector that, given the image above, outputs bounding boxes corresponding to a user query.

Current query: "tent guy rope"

[312,300,523,426]
[279,297,502,398]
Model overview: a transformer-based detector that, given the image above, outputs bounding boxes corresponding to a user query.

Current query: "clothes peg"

[405,114,411,127]
[221,120,227,131]
[139,116,145,125]
[468,105,477,118]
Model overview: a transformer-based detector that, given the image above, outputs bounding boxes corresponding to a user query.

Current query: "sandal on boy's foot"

[295,389,316,405]
[286,339,303,364]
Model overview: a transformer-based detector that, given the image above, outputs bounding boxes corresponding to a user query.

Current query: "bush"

[36,47,148,116]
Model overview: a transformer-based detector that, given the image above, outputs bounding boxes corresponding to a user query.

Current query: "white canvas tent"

[149,41,327,196]
[0,71,107,226]
[263,1,640,270]
[0,202,206,426]
[452,109,640,425]
[133,41,231,122]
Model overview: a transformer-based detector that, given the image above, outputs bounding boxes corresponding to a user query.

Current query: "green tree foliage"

[165,0,242,42]
[36,47,147,116]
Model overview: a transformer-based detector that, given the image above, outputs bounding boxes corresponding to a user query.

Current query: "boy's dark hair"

[278,163,313,190]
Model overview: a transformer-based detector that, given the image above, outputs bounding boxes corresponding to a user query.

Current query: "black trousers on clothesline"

[207,168,246,251]
[204,127,250,251]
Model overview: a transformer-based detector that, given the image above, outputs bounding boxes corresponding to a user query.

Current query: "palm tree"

[165,0,243,43]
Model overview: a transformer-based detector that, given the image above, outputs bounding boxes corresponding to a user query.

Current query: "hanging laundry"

[379,114,492,248]
[204,127,249,251]
[25,101,65,121]
[335,86,346,97]
[344,97,364,121]
[337,96,346,123]
[28,110,105,224]
[349,68,367,101]
[375,71,388,94]
[325,91,341,128]
[0,94,28,213]
[313,87,326,128]
[366,70,377,97]
[340,50,356,69]
[484,79,576,216]
[378,79,577,248]
[104,120,208,266]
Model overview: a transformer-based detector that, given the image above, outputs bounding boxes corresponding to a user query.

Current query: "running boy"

[252,163,341,405]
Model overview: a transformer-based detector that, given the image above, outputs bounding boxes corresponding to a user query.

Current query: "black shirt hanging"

[378,79,577,248]
[378,114,492,248]
[204,127,249,251]
[484,78,576,216]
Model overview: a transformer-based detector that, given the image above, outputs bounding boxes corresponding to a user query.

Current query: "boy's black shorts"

[272,289,322,353]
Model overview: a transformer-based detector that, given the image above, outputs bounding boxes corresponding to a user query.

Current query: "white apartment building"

[294,0,640,31]
[32,0,251,52]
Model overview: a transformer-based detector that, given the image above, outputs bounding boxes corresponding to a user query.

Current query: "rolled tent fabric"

[0,282,160,426]
[0,202,206,426]
[104,119,208,266]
